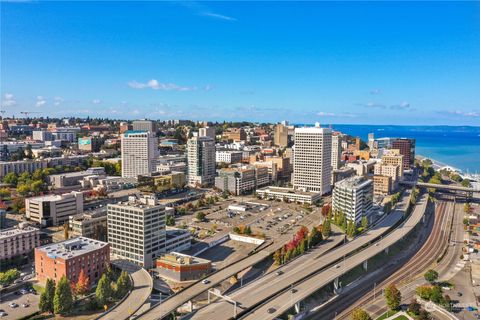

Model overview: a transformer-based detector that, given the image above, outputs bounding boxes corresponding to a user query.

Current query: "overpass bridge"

[400,181,480,199]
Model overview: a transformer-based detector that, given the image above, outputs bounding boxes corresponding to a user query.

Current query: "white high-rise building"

[293,124,332,194]
[121,131,157,178]
[107,194,166,268]
[332,176,373,225]
[199,127,216,141]
[187,135,215,187]
[331,134,342,170]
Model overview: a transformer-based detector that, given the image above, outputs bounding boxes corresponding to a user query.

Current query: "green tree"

[115,271,132,299]
[322,219,331,238]
[346,220,356,238]
[17,184,31,196]
[361,216,369,231]
[2,172,18,186]
[462,179,472,188]
[195,212,206,221]
[0,269,20,286]
[408,299,421,315]
[384,283,401,311]
[166,215,176,226]
[0,187,11,198]
[308,226,322,248]
[39,278,56,313]
[416,285,433,300]
[418,310,431,320]
[424,269,438,284]
[96,273,113,306]
[429,285,443,304]
[350,308,372,320]
[30,180,44,195]
[54,276,73,315]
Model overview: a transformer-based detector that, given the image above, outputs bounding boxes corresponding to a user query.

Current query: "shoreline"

[416,155,479,182]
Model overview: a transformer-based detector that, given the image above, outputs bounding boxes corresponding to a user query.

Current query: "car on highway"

[21,303,29,308]
[267,307,276,314]
[201,279,210,284]
[276,270,283,276]
[9,303,18,308]
[0,311,8,317]
[20,289,28,295]
[335,264,340,268]
[458,291,463,297]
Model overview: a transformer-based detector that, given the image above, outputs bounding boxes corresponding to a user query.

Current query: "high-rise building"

[381,150,404,180]
[107,195,167,268]
[26,192,84,227]
[132,120,157,133]
[274,124,288,147]
[121,130,157,178]
[392,138,415,170]
[332,176,373,224]
[331,134,342,170]
[187,135,215,187]
[293,125,332,194]
[199,127,216,141]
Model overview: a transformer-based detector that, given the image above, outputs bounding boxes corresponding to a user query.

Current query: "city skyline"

[1,1,480,125]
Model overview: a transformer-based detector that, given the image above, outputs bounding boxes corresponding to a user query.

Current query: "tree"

[30,180,44,195]
[462,179,472,188]
[2,172,18,186]
[424,269,438,284]
[429,285,443,304]
[350,308,372,320]
[273,249,282,265]
[96,273,113,306]
[39,278,55,313]
[11,196,25,213]
[416,285,433,300]
[0,269,20,286]
[0,187,11,198]
[384,283,401,311]
[75,269,90,296]
[54,276,73,315]
[166,215,176,226]
[115,271,131,299]
[408,299,421,315]
[347,220,356,238]
[361,215,369,231]
[195,212,206,221]
[308,226,322,248]
[418,310,431,320]
[443,294,452,311]
[322,219,331,238]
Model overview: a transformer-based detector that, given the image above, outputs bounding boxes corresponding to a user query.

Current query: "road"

[135,204,327,320]
[185,190,412,320]
[101,260,153,320]
[240,193,428,320]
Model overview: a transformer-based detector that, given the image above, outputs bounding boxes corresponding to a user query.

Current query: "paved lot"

[0,290,39,320]
[197,240,257,269]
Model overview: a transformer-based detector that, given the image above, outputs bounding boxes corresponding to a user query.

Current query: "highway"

[101,260,153,320]
[136,205,329,320]
[240,192,428,320]
[185,190,412,320]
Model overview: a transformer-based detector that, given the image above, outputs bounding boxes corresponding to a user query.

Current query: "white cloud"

[200,12,237,21]
[53,96,64,106]
[92,99,102,104]
[443,110,479,118]
[317,111,336,117]
[317,111,360,118]
[390,101,410,110]
[128,79,197,91]
[36,96,46,107]
[357,102,386,109]
[2,93,16,107]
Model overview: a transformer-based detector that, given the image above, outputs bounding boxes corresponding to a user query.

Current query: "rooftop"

[36,236,108,259]
[335,176,372,189]
[157,251,211,266]
[0,225,39,240]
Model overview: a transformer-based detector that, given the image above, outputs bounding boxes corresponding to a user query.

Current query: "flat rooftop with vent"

[34,236,110,284]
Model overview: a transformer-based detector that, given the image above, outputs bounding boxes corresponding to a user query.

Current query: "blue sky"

[1,1,479,125]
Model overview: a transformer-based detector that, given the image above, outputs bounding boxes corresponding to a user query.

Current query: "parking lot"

[0,288,39,319]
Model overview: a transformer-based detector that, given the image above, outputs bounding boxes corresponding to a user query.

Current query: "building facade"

[215,150,243,164]
[215,166,269,195]
[392,138,415,170]
[293,125,332,194]
[274,124,288,147]
[107,195,167,268]
[0,159,48,179]
[332,176,373,224]
[121,130,157,178]
[0,224,40,262]
[69,208,108,241]
[187,135,215,187]
[198,127,216,140]
[373,175,392,196]
[132,120,157,133]
[331,134,342,170]
[35,237,110,285]
[156,252,211,282]
[26,191,84,227]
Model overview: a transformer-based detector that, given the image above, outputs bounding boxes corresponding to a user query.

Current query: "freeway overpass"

[178,190,413,320]
[401,181,480,198]
[240,193,429,320]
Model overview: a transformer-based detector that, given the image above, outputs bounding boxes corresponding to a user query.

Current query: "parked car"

[21,303,29,308]
[9,303,18,308]
[201,279,210,284]
[267,308,276,314]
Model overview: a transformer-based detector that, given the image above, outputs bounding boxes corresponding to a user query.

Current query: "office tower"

[381,150,404,180]
[392,138,415,170]
[199,127,216,141]
[107,195,166,268]
[274,123,288,147]
[368,133,375,150]
[332,176,373,224]
[132,120,157,133]
[26,191,84,227]
[121,130,157,178]
[292,124,332,194]
[331,134,342,170]
[187,135,215,187]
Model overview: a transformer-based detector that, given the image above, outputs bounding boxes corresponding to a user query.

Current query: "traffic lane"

[0,291,39,320]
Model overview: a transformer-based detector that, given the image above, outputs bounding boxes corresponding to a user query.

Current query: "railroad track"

[335,201,451,319]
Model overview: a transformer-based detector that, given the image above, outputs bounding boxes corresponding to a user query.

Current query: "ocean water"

[325,125,480,173]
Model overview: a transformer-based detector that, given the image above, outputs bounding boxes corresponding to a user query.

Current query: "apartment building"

[331,134,342,170]
[35,237,110,285]
[273,123,288,147]
[132,120,157,133]
[215,150,243,164]
[0,159,48,179]
[373,175,392,196]
[187,135,215,187]
[223,128,247,142]
[69,208,108,241]
[48,167,106,188]
[332,176,373,224]
[380,150,404,180]
[121,130,157,178]
[293,125,332,194]
[392,138,415,170]
[199,126,216,140]
[26,191,84,227]
[215,165,269,195]
[0,223,40,262]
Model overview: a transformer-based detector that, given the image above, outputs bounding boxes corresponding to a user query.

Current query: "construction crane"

[20,111,41,117]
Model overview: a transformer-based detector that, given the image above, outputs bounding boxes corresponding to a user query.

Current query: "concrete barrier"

[229,233,266,245]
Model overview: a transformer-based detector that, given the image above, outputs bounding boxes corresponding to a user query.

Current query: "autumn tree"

[384,283,401,311]
[350,308,372,320]
[75,269,90,296]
